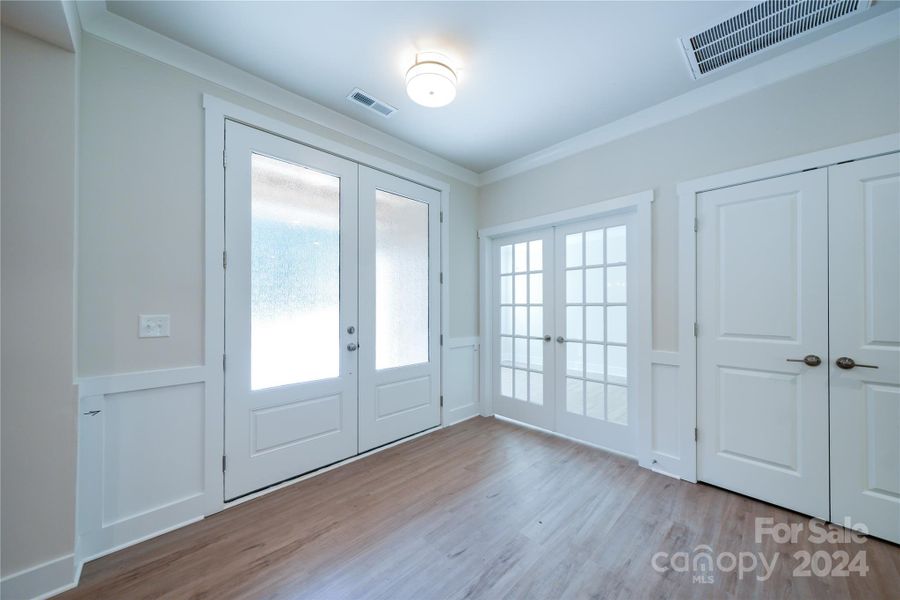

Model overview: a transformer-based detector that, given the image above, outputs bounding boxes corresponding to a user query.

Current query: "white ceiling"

[105,1,891,173]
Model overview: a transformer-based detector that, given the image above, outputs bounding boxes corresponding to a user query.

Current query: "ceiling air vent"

[679,0,873,79]
[347,88,397,118]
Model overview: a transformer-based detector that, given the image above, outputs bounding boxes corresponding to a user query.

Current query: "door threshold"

[494,415,637,461]
[223,424,442,508]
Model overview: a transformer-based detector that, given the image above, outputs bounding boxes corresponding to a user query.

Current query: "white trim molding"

[676,133,900,484]
[480,11,900,185]
[0,553,78,600]
[478,190,654,464]
[73,1,479,187]
[77,365,207,397]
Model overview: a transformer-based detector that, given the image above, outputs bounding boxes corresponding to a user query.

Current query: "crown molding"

[73,1,480,187]
[479,10,900,186]
[71,2,899,188]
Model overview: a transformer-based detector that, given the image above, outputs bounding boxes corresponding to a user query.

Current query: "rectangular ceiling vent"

[347,88,397,118]
[679,0,873,79]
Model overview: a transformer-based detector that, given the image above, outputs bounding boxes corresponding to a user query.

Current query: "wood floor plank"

[59,417,900,599]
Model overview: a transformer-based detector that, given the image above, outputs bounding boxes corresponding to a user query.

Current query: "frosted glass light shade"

[406,53,457,108]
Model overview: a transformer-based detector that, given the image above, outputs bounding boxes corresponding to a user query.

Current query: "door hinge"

[222,250,227,269]
[694,428,698,442]
[222,353,226,371]
[693,322,699,337]
[440,211,444,223]
[440,334,444,346]
[440,395,444,407]
[223,150,227,169]
[440,272,444,284]
[693,217,699,233]
[222,455,227,471]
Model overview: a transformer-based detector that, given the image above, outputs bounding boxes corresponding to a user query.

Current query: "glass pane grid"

[563,225,628,424]
[499,239,546,404]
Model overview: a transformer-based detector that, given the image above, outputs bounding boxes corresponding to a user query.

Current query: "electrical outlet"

[139,314,170,338]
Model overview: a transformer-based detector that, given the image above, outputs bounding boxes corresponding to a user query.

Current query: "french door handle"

[786,355,822,367]
[347,342,358,352]
[556,336,565,344]
[543,335,551,342]
[835,356,877,370]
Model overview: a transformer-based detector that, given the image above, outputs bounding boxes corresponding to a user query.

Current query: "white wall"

[479,40,900,352]
[78,34,480,377]
[1,24,78,584]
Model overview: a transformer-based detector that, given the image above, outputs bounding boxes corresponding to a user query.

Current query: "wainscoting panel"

[444,338,480,425]
[77,367,210,566]
[640,351,684,478]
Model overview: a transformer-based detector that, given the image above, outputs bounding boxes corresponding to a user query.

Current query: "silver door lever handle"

[835,356,877,370]
[347,342,358,352]
[786,355,822,367]
[543,334,551,342]
[556,336,565,344]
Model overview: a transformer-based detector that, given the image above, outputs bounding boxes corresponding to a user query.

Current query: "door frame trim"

[478,190,653,462]
[676,133,899,483]
[203,94,451,513]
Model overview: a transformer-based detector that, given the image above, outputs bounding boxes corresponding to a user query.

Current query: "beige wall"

[78,35,479,376]
[1,26,78,576]
[479,41,900,352]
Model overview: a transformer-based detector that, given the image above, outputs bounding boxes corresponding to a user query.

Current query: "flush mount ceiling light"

[406,52,457,108]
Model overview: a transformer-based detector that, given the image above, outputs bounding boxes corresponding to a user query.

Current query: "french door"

[697,152,899,542]
[493,230,555,430]
[555,216,636,452]
[492,213,637,455]
[224,122,440,500]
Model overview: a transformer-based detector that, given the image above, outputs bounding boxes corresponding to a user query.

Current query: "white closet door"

[224,121,359,500]
[829,153,900,544]
[554,215,637,454]
[697,170,830,519]
[357,166,441,452]
[492,230,555,430]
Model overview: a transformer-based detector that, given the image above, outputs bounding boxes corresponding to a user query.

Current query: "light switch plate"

[139,314,170,338]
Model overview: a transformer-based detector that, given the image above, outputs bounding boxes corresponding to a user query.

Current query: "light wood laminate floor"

[61,417,899,599]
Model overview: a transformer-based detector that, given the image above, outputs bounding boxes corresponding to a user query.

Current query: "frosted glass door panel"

[375,190,429,370]
[251,154,341,390]
[358,167,441,452]
[224,121,358,500]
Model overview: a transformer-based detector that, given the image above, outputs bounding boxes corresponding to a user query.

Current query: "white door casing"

[357,166,442,452]
[829,153,900,544]
[492,229,556,430]
[697,169,830,520]
[224,121,359,500]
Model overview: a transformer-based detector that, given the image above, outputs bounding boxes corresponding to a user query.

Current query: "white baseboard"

[0,554,77,600]
[444,409,481,426]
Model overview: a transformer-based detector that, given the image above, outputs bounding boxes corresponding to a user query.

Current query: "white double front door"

[492,213,638,455]
[223,122,440,500]
[697,153,899,543]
